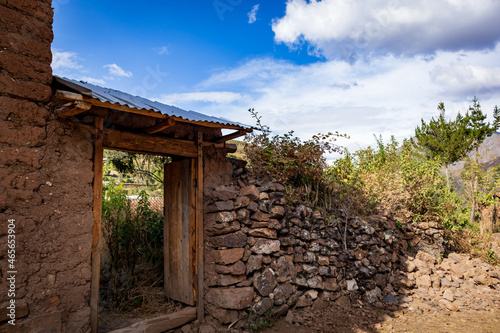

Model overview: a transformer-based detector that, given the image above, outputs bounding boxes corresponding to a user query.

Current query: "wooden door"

[164,159,196,305]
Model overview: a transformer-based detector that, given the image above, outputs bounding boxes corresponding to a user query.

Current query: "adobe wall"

[0,1,95,331]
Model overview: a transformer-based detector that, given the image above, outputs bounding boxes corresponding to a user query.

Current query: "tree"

[107,150,170,187]
[414,98,499,164]
[414,102,470,166]
[414,97,499,224]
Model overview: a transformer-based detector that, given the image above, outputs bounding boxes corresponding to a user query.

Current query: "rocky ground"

[176,250,500,333]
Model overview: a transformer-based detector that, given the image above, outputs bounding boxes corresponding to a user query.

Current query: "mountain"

[448,132,500,192]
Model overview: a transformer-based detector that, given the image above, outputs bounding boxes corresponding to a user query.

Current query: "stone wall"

[0,1,95,331]
[202,161,447,326]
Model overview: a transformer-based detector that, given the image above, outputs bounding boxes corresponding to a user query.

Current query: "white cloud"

[430,63,500,98]
[158,91,246,105]
[79,76,106,85]
[104,63,133,78]
[248,4,260,24]
[154,46,169,55]
[272,0,500,60]
[182,45,500,151]
[52,50,82,71]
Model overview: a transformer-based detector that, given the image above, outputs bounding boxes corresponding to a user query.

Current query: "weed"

[246,309,274,331]
[395,220,405,230]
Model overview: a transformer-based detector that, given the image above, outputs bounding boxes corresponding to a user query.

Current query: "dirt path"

[260,297,500,333]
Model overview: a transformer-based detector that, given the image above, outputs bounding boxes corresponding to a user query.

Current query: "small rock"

[443,289,454,302]
[270,206,285,219]
[250,238,280,254]
[248,228,277,239]
[246,255,263,274]
[347,279,358,291]
[253,268,278,296]
[213,248,245,265]
[240,185,260,201]
[383,293,398,304]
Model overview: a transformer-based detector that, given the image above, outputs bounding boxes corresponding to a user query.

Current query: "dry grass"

[450,228,500,266]
[99,252,186,330]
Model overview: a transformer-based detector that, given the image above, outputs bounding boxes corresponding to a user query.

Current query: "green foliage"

[395,220,405,230]
[487,250,498,263]
[329,138,468,230]
[414,98,499,166]
[107,150,170,187]
[246,309,273,331]
[244,109,346,188]
[244,109,347,209]
[413,102,471,166]
[461,155,500,223]
[101,182,164,304]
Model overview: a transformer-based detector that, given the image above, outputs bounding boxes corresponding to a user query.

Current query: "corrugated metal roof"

[53,76,254,130]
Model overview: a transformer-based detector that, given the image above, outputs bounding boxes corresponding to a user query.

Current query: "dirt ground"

[259,298,500,333]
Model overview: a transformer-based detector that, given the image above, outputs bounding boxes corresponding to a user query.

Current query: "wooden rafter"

[214,130,248,143]
[55,100,92,118]
[144,118,176,134]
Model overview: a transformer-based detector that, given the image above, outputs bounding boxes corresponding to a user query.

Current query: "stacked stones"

[405,221,446,259]
[202,176,440,325]
[401,251,500,312]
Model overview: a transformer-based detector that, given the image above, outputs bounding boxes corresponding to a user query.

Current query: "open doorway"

[96,149,199,332]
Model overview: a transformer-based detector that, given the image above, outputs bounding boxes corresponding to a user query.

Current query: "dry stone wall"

[202,162,448,325]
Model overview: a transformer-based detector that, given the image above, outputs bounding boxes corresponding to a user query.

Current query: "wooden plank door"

[164,158,196,305]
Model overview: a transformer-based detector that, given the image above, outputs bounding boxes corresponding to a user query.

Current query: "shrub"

[328,137,468,229]
[101,182,164,304]
[244,108,346,207]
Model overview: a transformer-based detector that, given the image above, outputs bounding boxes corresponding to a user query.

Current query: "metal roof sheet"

[53,76,254,130]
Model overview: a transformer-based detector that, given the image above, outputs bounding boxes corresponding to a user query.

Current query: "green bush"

[244,109,346,207]
[101,182,164,303]
[328,137,468,230]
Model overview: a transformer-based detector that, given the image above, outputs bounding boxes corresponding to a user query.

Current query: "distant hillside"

[227,140,246,160]
[448,132,500,191]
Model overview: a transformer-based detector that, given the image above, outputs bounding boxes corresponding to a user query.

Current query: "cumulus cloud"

[52,50,82,70]
[248,4,260,24]
[187,45,500,151]
[104,63,133,78]
[430,64,500,98]
[272,0,500,60]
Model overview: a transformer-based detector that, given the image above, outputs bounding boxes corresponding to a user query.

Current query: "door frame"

[89,118,204,332]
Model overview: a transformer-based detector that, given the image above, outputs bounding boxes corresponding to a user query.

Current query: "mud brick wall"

[202,162,447,325]
[0,1,95,331]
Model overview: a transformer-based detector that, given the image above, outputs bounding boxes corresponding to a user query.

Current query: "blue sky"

[52,0,500,152]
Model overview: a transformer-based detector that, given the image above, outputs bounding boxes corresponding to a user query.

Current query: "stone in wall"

[203,160,451,327]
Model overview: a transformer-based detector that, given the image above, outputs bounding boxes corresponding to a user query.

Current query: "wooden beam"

[55,89,166,119]
[195,132,205,321]
[55,90,83,101]
[214,130,247,143]
[90,117,104,333]
[201,142,237,153]
[55,89,251,131]
[106,307,197,333]
[55,100,92,118]
[103,128,198,158]
[143,118,175,134]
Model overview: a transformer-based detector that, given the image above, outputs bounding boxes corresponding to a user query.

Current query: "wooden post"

[196,132,204,321]
[90,117,104,333]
